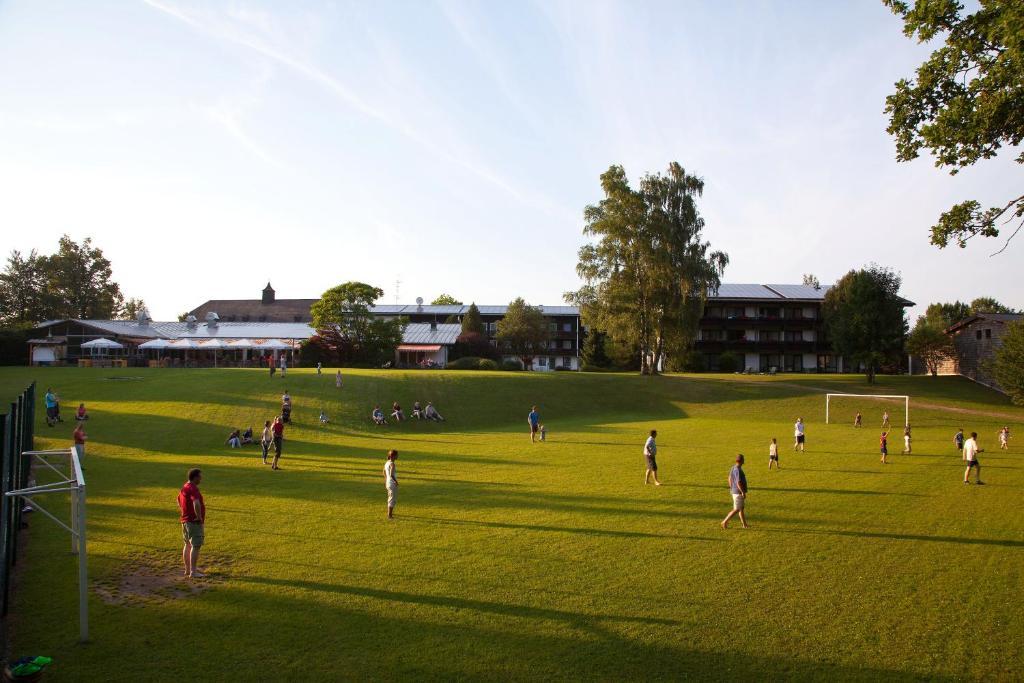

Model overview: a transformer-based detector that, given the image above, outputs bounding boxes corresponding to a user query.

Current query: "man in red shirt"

[178,468,206,578]
[271,416,285,470]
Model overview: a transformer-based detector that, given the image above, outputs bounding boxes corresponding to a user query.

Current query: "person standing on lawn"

[528,406,540,442]
[880,431,889,464]
[384,449,399,519]
[793,418,805,452]
[963,431,983,485]
[271,416,285,470]
[882,411,891,431]
[903,424,912,454]
[335,370,343,388]
[999,426,1010,450]
[260,420,272,465]
[721,454,749,529]
[178,468,206,578]
[768,437,779,469]
[72,422,87,461]
[954,428,965,453]
[643,430,661,486]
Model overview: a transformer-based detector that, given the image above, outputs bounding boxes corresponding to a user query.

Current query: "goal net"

[826,393,909,427]
[3,447,88,642]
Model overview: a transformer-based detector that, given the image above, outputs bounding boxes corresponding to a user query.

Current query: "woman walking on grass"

[384,450,399,519]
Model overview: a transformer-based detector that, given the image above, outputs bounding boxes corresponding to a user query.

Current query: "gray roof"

[402,323,462,345]
[713,284,781,300]
[370,304,581,316]
[34,319,315,340]
[764,284,832,300]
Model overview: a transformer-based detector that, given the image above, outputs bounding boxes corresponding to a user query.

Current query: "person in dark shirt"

[880,431,889,465]
[721,454,749,529]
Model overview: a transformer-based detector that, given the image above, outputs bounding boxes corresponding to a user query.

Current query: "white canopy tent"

[80,338,124,357]
[138,339,171,350]
[200,339,227,368]
[257,339,292,350]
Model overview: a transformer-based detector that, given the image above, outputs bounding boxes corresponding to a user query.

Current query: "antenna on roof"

[395,279,401,305]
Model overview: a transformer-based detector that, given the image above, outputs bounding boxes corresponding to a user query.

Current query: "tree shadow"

[401,514,726,542]
[778,526,1024,548]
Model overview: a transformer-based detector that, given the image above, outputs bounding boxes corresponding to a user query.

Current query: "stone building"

[939,313,1023,389]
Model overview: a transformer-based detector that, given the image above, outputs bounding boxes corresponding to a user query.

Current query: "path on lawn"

[721,377,1022,422]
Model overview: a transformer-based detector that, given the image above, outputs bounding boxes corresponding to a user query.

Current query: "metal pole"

[825,394,830,424]
[76,483,88,642]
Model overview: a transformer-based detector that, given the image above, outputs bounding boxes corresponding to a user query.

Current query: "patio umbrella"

[227,339,255,349]
[257,339,292,350]
[168,338,199,349]
[200,339,227,367]
[81,338,123,349]
[138,339,171,349]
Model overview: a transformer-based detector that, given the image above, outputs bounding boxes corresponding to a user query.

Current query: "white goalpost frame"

[3,448,88,643]
[826,393,909,427]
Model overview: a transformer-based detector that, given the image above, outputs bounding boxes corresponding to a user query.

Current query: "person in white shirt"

[335,370,343,388]
[793,418,805,452]
[424,402,444,422]
[316,362,322,375]
[903,424,912,454]
[384,450,399,518]
[882,411,890,430]
[643,430,661,486]
[999,426,1010,450]
[963,432,984,485]
[768,438,779,470]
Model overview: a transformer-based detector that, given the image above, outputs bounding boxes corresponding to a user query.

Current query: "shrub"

[447,356,481,370]
[500,360,522,371]
[553,365,574,371]
[478,358,499,371]
[718,351,740,374]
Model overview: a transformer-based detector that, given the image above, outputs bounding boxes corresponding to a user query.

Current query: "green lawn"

[1,368,1021,681]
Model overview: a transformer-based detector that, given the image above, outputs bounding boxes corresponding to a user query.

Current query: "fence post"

[0,412,9,616]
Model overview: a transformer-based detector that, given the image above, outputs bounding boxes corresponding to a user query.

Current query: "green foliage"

[447,356,482,370]
[969,296,1018,315]
[568,162,728,375]
[496,298,548,369]
[885,0,1024,252]
[990,320,1024,404]
[500,360,523,371]
[310,282,404,366]
[906,320,955,376]
[923,301,971,328]
[0,327,30,366]
[668,349,706,373]
[461,303,484,335]
[431,294,462,306]
[118,298,148,321]
[580,329,610,368]
[0,236,134,325]
[718,351,740,374]
[823,265,909,383]
[477,358,498,371]
[802,273,821,289]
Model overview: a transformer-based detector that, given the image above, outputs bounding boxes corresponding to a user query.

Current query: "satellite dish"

[416,297,423,305]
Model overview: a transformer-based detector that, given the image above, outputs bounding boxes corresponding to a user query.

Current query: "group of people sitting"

[372,401,444,425]
[226,426,255,448]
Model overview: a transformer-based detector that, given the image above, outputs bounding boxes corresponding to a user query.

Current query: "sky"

[0,0,1021,321]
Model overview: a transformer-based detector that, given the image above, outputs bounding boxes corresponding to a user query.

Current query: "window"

[563,323,572,332]
[549,323,557,332]
[760,330,781,342]
[985,328,992,339]
[726,329,745,342]
[562,356,571,367]
[562,340,571,349]
[760,354,781,371]
[817,355,838,373]
[784,330,803,342]
[758,307,780,319]
[726,306,744,319]
[976,330,982,340]
[705,306,723,318]
[538,357,547,367]
[784,354,803,372]
[701,329,725,341]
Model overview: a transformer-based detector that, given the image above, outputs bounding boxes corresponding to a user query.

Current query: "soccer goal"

[826,393,909,426]
[3,447,88,642]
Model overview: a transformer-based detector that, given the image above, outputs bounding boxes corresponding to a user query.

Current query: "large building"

[189,283,316,323]
[938,313,1023,390]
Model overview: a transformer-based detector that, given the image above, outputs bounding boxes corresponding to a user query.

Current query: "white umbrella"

[200,338,227,367]
[138,339,171,349]
[169,338,199,349]
[228,339,255,349]
[257,339,292,350]
[81,338,123,349]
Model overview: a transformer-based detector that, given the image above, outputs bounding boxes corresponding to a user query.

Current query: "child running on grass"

[768,438,779,469]
[999,426,1010,450]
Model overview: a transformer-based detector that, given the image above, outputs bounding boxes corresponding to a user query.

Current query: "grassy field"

[1,367,1021,681]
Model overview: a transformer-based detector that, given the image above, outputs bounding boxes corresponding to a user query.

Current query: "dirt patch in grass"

[94,553,234,606]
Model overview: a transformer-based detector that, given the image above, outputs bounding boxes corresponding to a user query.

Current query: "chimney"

[262,282,275,304]
[430,322,437,331]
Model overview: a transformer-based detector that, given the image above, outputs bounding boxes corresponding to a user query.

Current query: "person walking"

[280,356,287,377]
[880,431,889,464]
[178,468,206,578]
[335,370,343,388]
[768,437,779,469]
[316,362,322,375]
[384,449,399,519]
[72,422,87,462]
[999,426,1010,450]
[963,431,983,485]
[268,356,276,377]
[903,424,912,454]
[954,428,965,453]
[721,454,749,529]
[260,420,272,465]
[854,412,862,428]
[44,388,59,427]
[793,418,805,452]
[528,406,540,442]
[643,429,661,486]
[271,416,285,470]
[882,411,891,431]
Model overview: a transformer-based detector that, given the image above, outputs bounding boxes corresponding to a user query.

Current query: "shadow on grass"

[402,514,726,542]
[780,526,1024,548]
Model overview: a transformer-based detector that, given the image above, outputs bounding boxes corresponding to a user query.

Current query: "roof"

[188,298,317,322]
[945,313,1024,334]
[709,283,913,306]
[33,319,315,341]
[370,304,581,316]
[402,323,462,345]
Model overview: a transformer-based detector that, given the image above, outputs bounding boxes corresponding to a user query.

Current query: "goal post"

[3,448,88,642]
[826,393,909,426]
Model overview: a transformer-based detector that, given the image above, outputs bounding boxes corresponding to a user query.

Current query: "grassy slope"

[1,368,1021,681]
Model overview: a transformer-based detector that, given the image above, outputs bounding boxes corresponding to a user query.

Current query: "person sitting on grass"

[372,406,387,425]
[424,402,445,422]
[391,401,404,422]
[241,426,254,445]
[319,409,329,425]
[411,401,423,420]
[76,403,89,421]
[226,429,241,448]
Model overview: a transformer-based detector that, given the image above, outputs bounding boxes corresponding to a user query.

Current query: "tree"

[885,0,1024,253]
[44,235,124,319]
[118,298,148,320]
[970,296,1018,314]
[496,298,548,369]
[0,250,49,326]
[906,320,955,376]
[569,163,728,375]
[431,294,462,306]
[802,273,821,289]
[310,282,406,366]
[823,264,909,383]
[461,302,485,335]
[580,328,610,368]
[923,300,972,328]
[990,320,1024,404]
